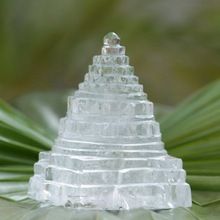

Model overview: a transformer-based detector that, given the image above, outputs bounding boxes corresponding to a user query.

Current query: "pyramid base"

[29,175,192,210]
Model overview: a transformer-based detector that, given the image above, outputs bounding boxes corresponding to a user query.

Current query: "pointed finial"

[104,32,120,46]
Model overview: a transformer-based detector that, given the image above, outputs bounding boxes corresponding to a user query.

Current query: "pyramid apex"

[104,32,120,46]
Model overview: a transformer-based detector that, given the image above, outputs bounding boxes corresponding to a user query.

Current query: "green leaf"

[13,90,73,138]
[0,98,53,203]
[158,80,220,207]
[0,99,53,148]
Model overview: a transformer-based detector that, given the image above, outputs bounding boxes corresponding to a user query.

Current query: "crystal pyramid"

[28,32,192,210]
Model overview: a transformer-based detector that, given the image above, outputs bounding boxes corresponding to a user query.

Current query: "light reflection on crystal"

[28,32,192,210]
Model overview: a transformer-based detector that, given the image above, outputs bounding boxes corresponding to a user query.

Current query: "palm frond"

[159,80,220,206]
[0,100,53,201]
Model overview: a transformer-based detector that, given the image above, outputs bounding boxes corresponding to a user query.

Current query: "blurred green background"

[0,0,220,105]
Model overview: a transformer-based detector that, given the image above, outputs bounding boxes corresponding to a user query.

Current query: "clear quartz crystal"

[28,32,192,210]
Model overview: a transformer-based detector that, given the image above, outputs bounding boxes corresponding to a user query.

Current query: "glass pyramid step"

[93,55,129,65]
[29,175,191,209]
[74,90,147,100]
[68,97,153,116]
[59,118,160,138]
[84,73,139,84]
[78,82,143,94]
[53,147,167,158]
[42,154,182,170]
[101,45,125,55]
[88,65,134,75]
[35,165,186,185]
[54,139,164,150]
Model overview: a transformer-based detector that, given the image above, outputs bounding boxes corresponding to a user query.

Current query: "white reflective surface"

[28,32,192,210]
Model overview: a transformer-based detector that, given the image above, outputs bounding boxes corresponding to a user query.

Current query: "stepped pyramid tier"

[28,32,192,210]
